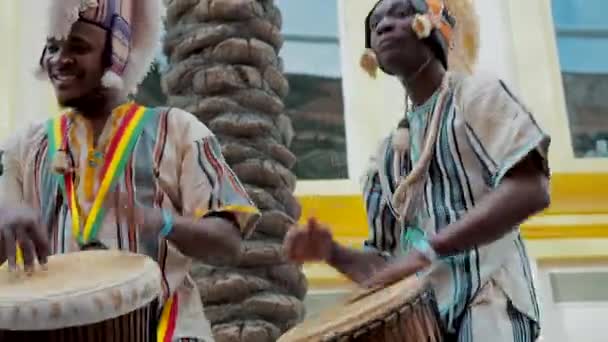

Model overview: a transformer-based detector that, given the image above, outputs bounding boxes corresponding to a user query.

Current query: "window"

[136,1,348,179]
[277,0,348,180]
[552,0,608,158]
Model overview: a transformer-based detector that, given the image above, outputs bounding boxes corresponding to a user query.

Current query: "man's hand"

[283,217,335,263]
[0,206,49,272]
[361,250,431,288]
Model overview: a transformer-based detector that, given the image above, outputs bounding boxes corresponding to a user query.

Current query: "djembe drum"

[279,275,442,342]
[0,250,162,342]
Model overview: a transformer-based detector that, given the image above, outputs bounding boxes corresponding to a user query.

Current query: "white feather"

[121,0,164,94]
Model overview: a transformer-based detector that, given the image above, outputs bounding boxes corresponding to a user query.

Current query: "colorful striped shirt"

[0,103,260,341]
[361,72,550,333]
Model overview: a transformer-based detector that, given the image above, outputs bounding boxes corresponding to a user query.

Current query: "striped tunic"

[0,103,260,341]
[362,72,550,335]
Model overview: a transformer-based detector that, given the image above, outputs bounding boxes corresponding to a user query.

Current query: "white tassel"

[101,70,125,90]
[392,127,410,154]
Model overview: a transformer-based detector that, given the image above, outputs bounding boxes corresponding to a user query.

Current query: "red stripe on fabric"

[151,110,171,300]
[202,138,247,198]
[152,109,169,179]
[100,104,139,177]
[59,115,69,150]
[163,294,179,342]
[202,139,224,179]
[225,168,248,198]
[125,154,137,253]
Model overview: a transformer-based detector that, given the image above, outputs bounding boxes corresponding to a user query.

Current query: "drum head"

[279,276,427,341]
[0,250,162,331]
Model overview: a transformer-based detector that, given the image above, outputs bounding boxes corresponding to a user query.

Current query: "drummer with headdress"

[283,0,551,340]
[0,0,260,340]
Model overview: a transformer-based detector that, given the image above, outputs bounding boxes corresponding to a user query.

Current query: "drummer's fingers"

[15,229,36,273]
[308,217,331,236]
[284,231,307,260]
[0,233,6,264]
[28,223,49,266]
[2,229,17,271]
[307,217,320,231]
[282,228,301,258]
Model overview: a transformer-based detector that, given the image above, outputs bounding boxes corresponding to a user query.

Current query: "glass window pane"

[552,0,608,158]
[278,0,348,180]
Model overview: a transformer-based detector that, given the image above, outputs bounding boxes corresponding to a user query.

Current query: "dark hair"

[424,31,448,69]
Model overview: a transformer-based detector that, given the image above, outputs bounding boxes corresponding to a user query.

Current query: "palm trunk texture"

[162,0,308,340]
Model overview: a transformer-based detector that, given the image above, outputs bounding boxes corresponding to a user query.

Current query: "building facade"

[1,0,607,341]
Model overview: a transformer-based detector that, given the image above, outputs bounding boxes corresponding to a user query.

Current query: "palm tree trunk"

[162,0,307,340]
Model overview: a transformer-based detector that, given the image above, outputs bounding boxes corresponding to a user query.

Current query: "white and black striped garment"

[361,72,550,340]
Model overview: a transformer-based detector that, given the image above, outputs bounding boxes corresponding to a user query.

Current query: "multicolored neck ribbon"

[46,103,154,245]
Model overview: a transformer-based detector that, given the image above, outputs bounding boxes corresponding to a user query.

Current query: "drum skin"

[278,276,443,342]
[0,250,162,342]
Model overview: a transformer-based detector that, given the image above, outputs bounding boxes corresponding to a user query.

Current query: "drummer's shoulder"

[157,106,215,141]
[0,120,47,153]
[451,70,516,104]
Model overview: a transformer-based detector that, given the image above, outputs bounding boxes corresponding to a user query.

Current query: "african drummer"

[284,0,550,341]
[0,0,260,341]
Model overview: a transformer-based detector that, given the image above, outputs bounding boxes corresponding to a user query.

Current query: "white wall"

[0,0,57,141]
[534,261,608,342]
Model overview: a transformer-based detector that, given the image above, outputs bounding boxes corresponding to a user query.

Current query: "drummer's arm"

[428,153,549,257]
[428,78,550,257]
[172,113,260,264]
[163,214,244,265]
[0,133,35,266]
[327,243,388,284]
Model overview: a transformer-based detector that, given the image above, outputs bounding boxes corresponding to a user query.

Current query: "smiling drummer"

[283,0,551,341]
[0,0,260,341]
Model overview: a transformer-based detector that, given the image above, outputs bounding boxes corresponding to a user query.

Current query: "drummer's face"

[44,21,108,108]
[368,0,431,77]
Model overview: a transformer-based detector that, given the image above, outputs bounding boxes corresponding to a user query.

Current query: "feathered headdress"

[36,0,163,94]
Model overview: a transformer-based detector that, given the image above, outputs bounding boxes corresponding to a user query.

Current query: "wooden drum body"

[279,276,443,342]
[0,250,162,342]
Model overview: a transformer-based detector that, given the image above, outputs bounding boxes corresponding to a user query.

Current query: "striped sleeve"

[176,110,260,238]
[361,139,400,259]
[460,73,551,187]
[0,126,31,206]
